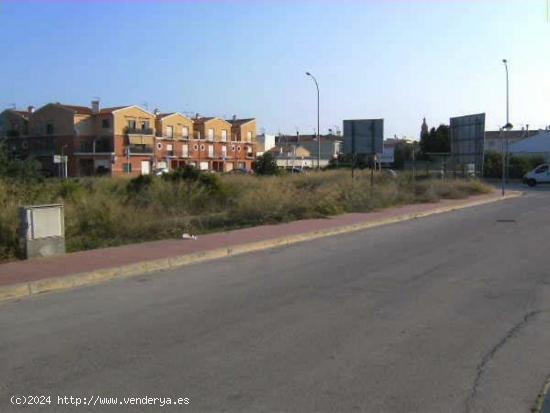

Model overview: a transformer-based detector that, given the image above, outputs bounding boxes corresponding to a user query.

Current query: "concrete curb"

[0,192,522,303]
[533,375,550,413]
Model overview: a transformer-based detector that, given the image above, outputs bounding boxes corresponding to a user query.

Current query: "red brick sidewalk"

[0,193,509,289]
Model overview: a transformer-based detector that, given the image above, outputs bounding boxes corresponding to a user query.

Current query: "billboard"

[343,119,384,155]
[449,113,486,175]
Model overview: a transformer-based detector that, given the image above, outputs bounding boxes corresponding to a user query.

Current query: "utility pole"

[502,59,513,196]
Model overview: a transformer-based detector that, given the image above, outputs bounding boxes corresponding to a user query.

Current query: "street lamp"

[501,59,513,196]
[305,72,320,170]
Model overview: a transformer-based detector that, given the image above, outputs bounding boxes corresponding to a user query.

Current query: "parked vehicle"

[154,168,169,176]
[382,169,397,178]
[523,164,550,187]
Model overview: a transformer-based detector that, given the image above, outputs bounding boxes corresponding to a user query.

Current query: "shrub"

[254,152,279,175]
[0,171,492,261]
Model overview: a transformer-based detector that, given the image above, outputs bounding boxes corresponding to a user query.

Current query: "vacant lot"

[0,170,491,261]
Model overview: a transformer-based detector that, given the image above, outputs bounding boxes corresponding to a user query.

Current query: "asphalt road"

[2,188,550,413]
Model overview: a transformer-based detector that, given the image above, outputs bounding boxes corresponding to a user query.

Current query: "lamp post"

[501,59,513,196]
[305,72,320,170]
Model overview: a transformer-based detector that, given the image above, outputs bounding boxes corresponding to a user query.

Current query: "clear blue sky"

[1,0,549,139]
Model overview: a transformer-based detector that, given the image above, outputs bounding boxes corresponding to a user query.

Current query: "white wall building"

[256,134,276,155]
[509,131,550,160]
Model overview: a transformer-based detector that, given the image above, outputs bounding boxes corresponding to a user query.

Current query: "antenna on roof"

[141,102,149,111]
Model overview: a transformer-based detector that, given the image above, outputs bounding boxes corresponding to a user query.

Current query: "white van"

[523,164,550,187]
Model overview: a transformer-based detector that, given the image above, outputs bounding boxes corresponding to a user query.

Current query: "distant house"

[0,108,30,138]
[484,129,538,153]
[268,144,314,169]
[508,131,550,160]
[256,133,276,155]
[275,134,342,167]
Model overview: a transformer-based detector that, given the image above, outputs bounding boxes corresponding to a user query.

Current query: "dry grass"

[0,170,492,261]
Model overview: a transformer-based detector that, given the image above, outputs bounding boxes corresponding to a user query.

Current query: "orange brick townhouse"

[0,101,257,177]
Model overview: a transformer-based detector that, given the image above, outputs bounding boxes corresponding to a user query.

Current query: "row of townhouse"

[0,101,257,177]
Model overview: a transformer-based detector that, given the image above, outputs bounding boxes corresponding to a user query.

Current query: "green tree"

[254,152,279,175]
[393,142,419,169]
[0,143,43,182]
[420,125,450,157]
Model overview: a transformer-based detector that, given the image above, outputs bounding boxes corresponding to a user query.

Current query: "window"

[535,165,548,174]
[208,128,214,141]
[157,142,163,150]
[193,144,199,151]
[200,144,205,151]
[141,120,150,131]
[166,126,174,138]
[237,145,242,152]
[182,144,189,157]
[247,131,252,141]
[166,144,173,151]
[123,163,132,173]
[102,119,110,128]
[221,145,227,158]
[127,120,136,130]
[46,123,54,135]
[221,130,227,142]
[182,126,189,138]
[208,144,214,158]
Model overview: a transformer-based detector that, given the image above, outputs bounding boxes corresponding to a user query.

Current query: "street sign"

[53,155,68,164]
[343,119,384,155]
[380,144,395,164]
[450,113,486,176]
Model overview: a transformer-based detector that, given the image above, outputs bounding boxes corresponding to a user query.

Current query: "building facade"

[1,102,257,177]
[484,129,538,154]
[275,134,343,167]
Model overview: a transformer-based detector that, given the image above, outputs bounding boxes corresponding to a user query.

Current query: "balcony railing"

[125,127,154,135]
[128,145,154,154]
[79,141,114,153]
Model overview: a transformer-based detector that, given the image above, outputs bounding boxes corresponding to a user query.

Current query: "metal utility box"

[19,204,65,259]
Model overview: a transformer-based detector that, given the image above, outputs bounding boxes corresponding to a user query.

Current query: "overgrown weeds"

[0,170,491,261]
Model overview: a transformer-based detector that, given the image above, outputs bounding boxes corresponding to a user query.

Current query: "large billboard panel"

[343,119,384,155]
[450,113,486,175]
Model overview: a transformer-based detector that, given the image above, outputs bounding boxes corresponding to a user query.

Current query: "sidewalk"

[0,191,521,301]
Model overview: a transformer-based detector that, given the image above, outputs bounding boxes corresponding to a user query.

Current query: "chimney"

[232,115,237,121]
[27,105,35,114]
[195,113,200,119]
[91,100,100,114]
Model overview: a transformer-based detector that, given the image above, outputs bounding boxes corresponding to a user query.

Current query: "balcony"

[78,140,114,153]
[164,134,192,141]
[125,127,154,135]
[128,145,154,155]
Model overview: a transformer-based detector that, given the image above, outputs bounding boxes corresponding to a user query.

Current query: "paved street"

[1,188,550,413]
